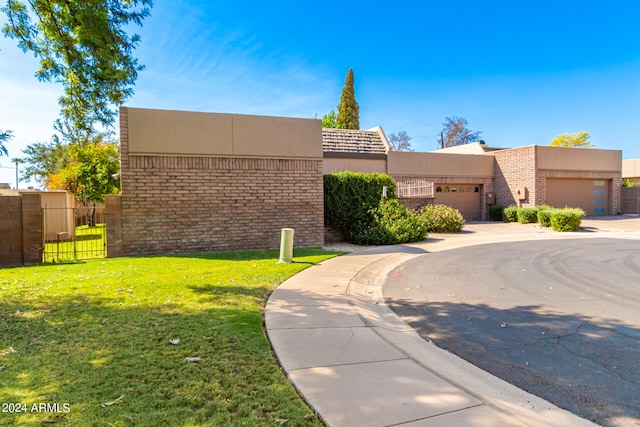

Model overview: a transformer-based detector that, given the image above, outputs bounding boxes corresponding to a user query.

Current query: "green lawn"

[43,224,107,263]
[0,249,338,426]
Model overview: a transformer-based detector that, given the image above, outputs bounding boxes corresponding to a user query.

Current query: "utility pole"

[11,158,23,190]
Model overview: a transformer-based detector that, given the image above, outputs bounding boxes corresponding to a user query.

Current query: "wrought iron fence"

[42,206,106,262]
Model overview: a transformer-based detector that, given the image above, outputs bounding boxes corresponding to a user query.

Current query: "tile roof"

[322,128,388,154]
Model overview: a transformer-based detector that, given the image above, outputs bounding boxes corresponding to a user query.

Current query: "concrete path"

[265,220,640,427]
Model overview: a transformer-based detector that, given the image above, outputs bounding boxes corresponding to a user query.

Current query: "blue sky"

[2,1,640,187]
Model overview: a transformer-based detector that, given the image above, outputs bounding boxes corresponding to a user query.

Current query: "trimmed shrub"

[488,204,504,221]
[536,206,557,227]
[516,207,538,224]
[324,172,397,242]
[354,199,428,245]
[503,205,519,223]
[550,208,586,232]
[419,204,465,233]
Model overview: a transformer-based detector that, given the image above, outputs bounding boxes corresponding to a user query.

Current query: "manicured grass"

[0,249,338,426]
[43,224,106,262]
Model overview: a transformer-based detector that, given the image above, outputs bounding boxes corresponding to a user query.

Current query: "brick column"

[105,195,123,258]
[21,193,42,265]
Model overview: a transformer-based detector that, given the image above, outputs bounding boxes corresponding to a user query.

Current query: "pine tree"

[337,69,360,129]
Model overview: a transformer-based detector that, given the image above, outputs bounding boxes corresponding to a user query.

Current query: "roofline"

[366,126,391,153]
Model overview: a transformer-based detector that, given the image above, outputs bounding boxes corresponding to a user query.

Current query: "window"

[594,180,605,186]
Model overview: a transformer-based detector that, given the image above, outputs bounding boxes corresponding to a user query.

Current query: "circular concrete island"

[384,237,640,427]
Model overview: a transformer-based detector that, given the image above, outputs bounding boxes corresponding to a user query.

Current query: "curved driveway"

[384,236,640,427]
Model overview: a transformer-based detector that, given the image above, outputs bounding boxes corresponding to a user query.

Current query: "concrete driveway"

[384,223,640,427]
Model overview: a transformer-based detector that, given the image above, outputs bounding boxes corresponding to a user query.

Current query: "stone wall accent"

[118,107,324,256]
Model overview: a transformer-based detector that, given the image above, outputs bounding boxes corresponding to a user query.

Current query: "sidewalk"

[264,223,621,426]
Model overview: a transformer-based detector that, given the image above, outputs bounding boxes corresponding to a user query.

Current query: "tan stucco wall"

[536,146,621,172]
[323,158,387,173]
[622,158,640,179]
[388,151,494,177]
[127,108,322,159]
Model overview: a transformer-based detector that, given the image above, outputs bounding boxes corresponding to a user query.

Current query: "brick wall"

[118,108,324,256]
[492,146,538,207]
[493,146,622,213]
[0,194,42,267]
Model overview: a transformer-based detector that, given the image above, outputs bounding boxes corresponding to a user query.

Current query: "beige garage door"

[546,179,609,215]
[434,184,481,220]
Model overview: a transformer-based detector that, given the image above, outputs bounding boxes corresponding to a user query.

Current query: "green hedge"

[536,205,557,227]
[516,207,538,224]
[537,209,556,227]
[324,172,431,244]
[550,208,586,232]
[488,204,504,221]
[419,204,465,232]
[503,205,519,223]
[355,199,428,244]
[324,172,397,242]
[502,204,585,231]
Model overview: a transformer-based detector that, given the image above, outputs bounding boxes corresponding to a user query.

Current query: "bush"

[550,208,586,232]
[419,204,465,232]
[324,172,397,242]
[503,205,519,223]
[516,207,538,224]
[488,204,504,221]
[354,199,428,245]
[536,206,557,227]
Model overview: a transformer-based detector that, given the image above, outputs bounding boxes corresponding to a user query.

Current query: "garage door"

[546,179,609,215]
[434,184,481,220]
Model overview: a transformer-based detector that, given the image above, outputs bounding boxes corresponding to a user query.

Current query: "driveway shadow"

[385,299,640,427]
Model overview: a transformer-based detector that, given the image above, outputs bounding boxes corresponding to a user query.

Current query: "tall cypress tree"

[337,68,360,129]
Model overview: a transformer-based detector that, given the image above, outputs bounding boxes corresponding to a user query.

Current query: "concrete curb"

[264,224,635,426]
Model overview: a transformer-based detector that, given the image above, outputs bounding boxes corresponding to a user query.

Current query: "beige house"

[107,107,630,258]
[324,130,623,218]
[622,158,640,186]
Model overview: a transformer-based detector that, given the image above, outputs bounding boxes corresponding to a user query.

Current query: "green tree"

[322,109,339,128]
[49,141,120,225]
[337,68,359,129]
[439,116,482,148]
[1,0,153,134]
[549,131,594,147]
[19,130,116,186]
[0,129,12,156]
[20,139,70,186]
[388,131,414,151]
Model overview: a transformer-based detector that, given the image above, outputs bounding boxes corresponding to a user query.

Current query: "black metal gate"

[42,206,107,262]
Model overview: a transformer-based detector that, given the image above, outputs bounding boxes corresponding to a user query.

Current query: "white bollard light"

[278,228,294,263]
